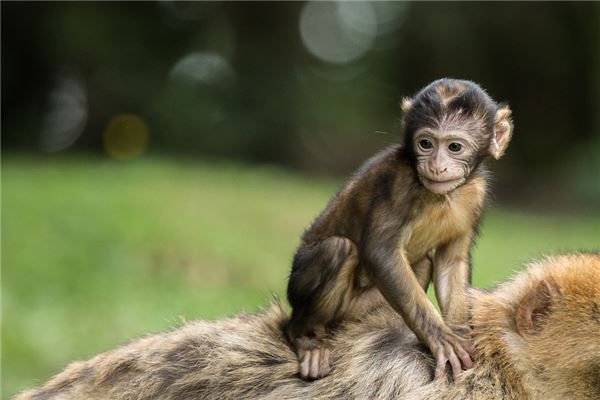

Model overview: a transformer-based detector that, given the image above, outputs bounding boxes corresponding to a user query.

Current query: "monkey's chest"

[404,204,472,263]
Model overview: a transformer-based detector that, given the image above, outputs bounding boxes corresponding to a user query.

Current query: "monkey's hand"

[448,324,473,341]
[430,329,474,380]
[293,336,332,380]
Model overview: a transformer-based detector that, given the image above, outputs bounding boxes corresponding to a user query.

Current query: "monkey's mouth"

[420,176,465,194]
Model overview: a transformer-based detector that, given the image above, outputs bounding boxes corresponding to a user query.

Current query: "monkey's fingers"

[448,350,463,380]
[456,344,473,369]
[434,349,449,380]
[464,341,476,356]
[434,344,472,380]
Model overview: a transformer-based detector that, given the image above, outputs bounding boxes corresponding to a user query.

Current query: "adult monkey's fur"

[17,253,600,400]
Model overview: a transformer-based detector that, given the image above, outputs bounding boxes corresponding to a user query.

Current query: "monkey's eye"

[448,142,463,152]
[418,139,433,150]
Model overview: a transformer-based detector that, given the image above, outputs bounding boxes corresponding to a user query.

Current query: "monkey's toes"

[299,347,331,380]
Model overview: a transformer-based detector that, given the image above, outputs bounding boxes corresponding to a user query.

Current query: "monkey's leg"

[287,236,359,380]
[347,254,433,318]
[412,253,434,292]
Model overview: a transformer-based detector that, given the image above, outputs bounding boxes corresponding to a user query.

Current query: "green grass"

[2,156,599,398]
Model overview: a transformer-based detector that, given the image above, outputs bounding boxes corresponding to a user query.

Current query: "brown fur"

[16,252,600,400]
[435,81,465,105]
[287,79,512,379]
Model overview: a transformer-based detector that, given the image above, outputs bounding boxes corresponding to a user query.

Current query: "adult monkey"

[287,78,514,379]
[16,253,600,400]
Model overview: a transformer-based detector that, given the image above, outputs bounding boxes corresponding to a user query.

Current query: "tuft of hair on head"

[401,97,413,114]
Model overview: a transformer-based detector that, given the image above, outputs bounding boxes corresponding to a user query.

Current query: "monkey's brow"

[415,129,478,146]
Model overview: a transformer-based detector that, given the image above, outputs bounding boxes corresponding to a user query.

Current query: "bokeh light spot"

[299,1,377,64]
[103,114,149,160]
[40,73,88,152]
[371,2,409,35]
[169,51,234,88]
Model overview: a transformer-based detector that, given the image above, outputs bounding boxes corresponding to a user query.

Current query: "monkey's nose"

[429,165,448,176]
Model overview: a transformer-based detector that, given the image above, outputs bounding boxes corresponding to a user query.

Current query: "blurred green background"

[2,2,599,398]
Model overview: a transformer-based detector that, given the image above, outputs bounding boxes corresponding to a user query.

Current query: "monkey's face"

[413,128,478,195]
[402,79,514,195]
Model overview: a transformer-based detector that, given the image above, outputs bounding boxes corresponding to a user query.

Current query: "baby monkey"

[287,79,514,380]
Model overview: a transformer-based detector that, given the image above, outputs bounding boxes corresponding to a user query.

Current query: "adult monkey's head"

[402,79,514,194]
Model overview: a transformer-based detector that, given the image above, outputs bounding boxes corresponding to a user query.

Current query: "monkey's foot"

[294,336,332,380]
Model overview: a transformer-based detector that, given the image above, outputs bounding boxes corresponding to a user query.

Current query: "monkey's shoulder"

[347,145,415,199]
[300,146,409,242]
[324,145,407,203]
[351,145,405,178]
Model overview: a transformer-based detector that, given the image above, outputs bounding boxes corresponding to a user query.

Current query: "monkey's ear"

[515,278,561,336]
[401,97,413,114]
[489,105,513,160]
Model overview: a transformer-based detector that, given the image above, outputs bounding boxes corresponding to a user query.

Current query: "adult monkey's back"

[17,253,600,400]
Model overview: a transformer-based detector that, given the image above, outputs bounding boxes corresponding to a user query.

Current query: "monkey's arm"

[369,247,444,340]
[363,237,472,379]
[433,234,473,326]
